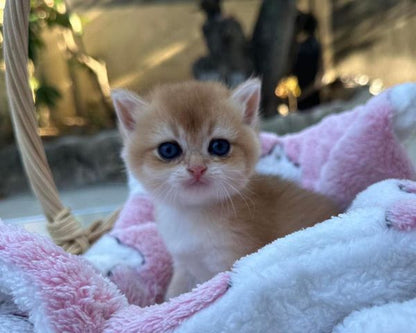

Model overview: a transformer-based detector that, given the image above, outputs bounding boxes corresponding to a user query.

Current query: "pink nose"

[187,165,207,179]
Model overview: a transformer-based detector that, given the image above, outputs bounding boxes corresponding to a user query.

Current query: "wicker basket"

[3,0,117,254]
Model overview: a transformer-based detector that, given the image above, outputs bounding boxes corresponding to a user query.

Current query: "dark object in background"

[251,0,297,118]
[193,0,253,87]
[292,12,322,111]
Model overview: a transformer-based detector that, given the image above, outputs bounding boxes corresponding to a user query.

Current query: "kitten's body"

[112,80,340,299]
[156,174,339,296]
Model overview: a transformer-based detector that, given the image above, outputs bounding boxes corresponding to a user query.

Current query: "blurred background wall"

[1,0,415,142]
[0,0,415,194]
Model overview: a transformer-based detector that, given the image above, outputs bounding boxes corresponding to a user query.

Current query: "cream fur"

[112,79,339,298]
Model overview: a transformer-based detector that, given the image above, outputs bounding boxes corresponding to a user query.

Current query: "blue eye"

[158,142,182,160]
[208,139,230,156]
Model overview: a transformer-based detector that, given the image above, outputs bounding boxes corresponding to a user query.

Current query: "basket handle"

[3,0,116,254]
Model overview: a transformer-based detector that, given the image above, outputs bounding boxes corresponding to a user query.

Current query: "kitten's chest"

[155,205,240,279]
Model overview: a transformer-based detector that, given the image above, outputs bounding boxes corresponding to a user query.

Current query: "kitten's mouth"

[183,177,210,188]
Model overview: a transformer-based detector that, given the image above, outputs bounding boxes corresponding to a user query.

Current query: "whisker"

[221,177,254,216]
[219,182,237,217]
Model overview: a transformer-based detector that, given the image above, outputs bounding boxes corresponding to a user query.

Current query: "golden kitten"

[112,79,340,299]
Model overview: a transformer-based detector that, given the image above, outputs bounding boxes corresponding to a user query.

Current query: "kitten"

[112,79,340,299]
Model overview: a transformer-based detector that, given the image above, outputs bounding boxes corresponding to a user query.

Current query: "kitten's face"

[113,80,261,206]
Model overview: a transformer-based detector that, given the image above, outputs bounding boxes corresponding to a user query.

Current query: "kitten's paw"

[164,268,195,301]
[165,282,186,301]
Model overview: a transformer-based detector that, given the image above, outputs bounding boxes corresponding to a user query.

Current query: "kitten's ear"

[231,78,261,126]
[111,89,147,137]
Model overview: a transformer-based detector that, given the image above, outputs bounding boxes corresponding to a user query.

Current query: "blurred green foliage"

[29,0,71,62]
[0,0,78,109]
[28,0,74,108]
[34,83,62,108]
[0,0,83,147]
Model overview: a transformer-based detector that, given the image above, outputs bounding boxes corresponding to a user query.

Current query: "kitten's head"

[112,79,261,206]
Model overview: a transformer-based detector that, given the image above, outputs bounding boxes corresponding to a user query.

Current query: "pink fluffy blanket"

[1,83,416,332]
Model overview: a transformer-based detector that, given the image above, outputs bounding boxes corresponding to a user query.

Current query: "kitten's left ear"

[231,78,261,126]
[111,89,148,138]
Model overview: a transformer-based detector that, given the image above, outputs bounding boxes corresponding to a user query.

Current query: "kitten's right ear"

[111,89,147,137]
[231,78,261,127]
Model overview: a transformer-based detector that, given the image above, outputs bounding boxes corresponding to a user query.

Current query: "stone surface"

[0,130,125,197]
[261,87,372,135]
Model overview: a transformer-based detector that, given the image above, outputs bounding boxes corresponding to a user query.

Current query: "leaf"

[47,12,71,28]
[35,84,62,108]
